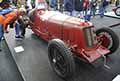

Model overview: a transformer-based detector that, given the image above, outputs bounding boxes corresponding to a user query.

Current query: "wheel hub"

[53,58,57,63]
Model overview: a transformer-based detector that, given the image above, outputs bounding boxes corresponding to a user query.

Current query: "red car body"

[31,0,110,63]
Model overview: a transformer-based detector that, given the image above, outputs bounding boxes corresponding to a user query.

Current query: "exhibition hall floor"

[0,41,24,81]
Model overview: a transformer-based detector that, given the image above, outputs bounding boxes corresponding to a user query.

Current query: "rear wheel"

[96,28,119,54]
[48,39,75,79]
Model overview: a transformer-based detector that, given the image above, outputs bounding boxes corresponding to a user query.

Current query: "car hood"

[39,10,93,28]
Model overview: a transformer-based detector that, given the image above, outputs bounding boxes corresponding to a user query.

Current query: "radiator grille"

[84,27,97,47]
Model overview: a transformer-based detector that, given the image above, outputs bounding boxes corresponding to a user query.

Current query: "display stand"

[4,16,120,81]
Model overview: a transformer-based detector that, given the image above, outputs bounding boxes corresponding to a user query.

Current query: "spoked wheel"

[96,28,119,54]
[48,39,75,79]
[115,7,120,16]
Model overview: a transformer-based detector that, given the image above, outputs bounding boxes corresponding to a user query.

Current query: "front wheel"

[96,28,119,54]
[48,39,75,79]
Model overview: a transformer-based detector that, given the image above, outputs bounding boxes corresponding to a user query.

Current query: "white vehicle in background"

[113,6,120,16]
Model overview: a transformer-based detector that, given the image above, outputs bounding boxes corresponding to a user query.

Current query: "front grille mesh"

[84,27,97,47]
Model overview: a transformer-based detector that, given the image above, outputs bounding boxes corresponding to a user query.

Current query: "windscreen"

[37,2,46,9]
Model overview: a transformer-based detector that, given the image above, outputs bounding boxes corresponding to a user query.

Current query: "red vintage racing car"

[29,0,119,79]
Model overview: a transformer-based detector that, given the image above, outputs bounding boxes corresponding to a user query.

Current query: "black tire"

[115,7,120,16]
[48,39,75,79]
[96,28,119,54]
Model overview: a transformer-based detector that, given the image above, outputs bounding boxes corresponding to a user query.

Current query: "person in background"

[27,0,32,9]
[31,0,35,8]
[14,7,28,39]
[12,0,17,6]
[98,0,107,18]
[73,0,84,18]
[0,24,3,51]
[90,0,97,17]
[49,0,57,10]
[15,6,33,39]
[46,0,49,4]
[0,0,13,33]
[17,0,27,8]
[115,0,120,6]
[57,0,64,12]
[0,0,13,51]
[103,0,109,12]
[0,0,28,40]
[64,0,74,16]
[83,0,91,21]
